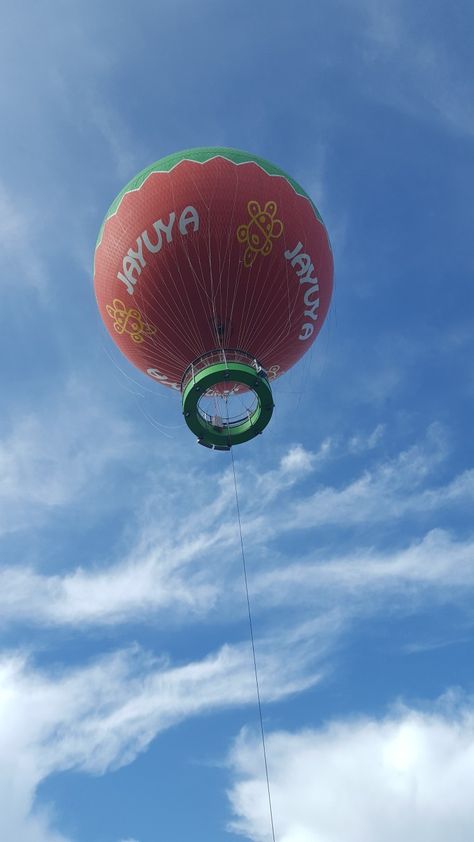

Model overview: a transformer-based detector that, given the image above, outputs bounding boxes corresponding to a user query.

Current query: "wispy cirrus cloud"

[252,528,474,612]
[0,379,135,534]
[0,424,472,631]
[273,424,470,533]
[348,423,385,454]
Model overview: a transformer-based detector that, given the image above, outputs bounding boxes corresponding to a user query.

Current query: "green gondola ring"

[181,350,274,450]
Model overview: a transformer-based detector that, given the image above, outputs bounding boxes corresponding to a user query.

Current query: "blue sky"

[1,1,474,840]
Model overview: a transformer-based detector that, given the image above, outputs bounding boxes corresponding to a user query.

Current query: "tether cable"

[229,444,277,842]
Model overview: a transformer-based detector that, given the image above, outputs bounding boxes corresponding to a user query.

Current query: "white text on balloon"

[117,206,200,295]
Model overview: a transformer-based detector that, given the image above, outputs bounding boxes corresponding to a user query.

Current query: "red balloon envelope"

[94,147,333,449]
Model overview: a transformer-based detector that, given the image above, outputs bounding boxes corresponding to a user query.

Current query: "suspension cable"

[229,445,277,842]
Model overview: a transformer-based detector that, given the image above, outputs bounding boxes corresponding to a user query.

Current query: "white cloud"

[253,529,474,610]
[1,425,472,629]
[280,444,317,476]
[0,380,135,534]
[7,524,474,658]
[348,423,385,454]
[0,540,219,626]
[0,631,323,842]
[285,424,469,531]
[248,440,332,507]
[228,695,474,841]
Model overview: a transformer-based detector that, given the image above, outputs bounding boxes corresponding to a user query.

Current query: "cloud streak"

[0,379,135,534]
[1,425,472,629]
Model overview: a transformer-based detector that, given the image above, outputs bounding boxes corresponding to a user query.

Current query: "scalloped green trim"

[95,147,323,248]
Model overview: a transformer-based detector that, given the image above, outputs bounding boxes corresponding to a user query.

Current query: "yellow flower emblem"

[237,200,284,267]
[106,299,156,344]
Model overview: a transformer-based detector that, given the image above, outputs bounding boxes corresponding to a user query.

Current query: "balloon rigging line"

[228,444,277,842]
[168,177,213,349]
[100,342,165,396]
[131,165,304,382]
[136,404,176,438]
[138,250,206,363]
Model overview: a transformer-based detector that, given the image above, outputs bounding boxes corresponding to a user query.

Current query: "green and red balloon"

[94,147,333,449]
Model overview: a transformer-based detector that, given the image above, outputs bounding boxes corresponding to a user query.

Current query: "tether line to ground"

[229,445,277,842]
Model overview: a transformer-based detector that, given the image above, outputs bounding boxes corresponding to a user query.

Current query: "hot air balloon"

[94,147,333,449]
